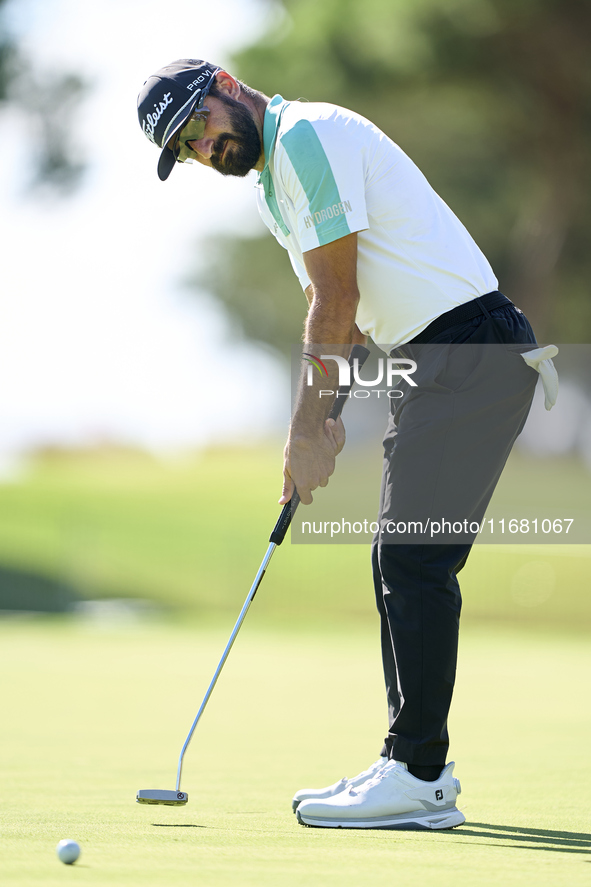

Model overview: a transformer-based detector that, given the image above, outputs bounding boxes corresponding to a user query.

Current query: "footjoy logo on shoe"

[435,789,444,801]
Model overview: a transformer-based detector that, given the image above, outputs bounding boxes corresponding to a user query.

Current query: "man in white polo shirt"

[138,59,542,830]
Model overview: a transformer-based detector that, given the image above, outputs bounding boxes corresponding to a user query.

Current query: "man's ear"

[213,71,240,99]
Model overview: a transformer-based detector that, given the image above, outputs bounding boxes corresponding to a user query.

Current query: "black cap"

[137,59,220,181]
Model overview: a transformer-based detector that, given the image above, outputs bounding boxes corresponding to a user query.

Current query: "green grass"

[0,619,589,886]
[0,445,589,629]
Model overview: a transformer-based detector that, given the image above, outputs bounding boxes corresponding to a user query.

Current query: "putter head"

[136,789,188,806]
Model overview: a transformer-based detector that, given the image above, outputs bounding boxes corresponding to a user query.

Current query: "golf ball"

[56,839,81,865]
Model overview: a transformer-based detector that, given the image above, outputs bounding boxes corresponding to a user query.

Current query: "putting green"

[0,619,589,886]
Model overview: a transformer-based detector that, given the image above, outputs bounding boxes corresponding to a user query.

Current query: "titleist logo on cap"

[142,92,173,144]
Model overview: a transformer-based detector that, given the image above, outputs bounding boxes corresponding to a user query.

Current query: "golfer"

[137,59,545,830]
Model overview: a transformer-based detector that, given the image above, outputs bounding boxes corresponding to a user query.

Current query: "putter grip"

[269,344,371,545]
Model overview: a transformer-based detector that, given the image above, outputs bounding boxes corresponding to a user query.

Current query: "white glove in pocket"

[520,345,559,410]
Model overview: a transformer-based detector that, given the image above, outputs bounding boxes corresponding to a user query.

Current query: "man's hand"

[280,416,346,505]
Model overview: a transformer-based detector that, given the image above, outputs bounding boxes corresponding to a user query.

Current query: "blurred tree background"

[197,0,591,353]
[0,0,86,193]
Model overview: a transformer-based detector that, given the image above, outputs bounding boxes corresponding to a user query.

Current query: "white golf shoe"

[296,760,464,830]
[291,757,388,812]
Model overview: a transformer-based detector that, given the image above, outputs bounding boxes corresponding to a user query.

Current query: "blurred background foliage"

[197,0,591,352]
[0,0,87,193]
[1,0,589,628]
[0,446,588,630]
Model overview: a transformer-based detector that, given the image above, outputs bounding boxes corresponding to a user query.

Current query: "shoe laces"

[351,759,398,793]
[344,757,387,787]
[356,757,387,780]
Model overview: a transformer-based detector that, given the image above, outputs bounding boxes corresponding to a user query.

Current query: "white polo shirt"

[255,95,499,350]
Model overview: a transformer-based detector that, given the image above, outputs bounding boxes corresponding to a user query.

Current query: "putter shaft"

[175,541,277,792]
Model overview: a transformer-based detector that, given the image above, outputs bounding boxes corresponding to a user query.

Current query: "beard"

[210,94,262,177]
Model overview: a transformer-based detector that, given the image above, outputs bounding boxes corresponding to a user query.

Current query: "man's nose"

[188,138,214,160]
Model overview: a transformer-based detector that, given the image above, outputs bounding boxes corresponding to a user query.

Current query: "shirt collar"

[256,95,291,237]
[259,94,290,178]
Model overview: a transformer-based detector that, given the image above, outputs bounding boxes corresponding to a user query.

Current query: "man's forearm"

[279,232,361,505]
[292,285,359,436]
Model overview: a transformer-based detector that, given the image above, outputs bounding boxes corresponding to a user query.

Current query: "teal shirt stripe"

[280,120,351,246]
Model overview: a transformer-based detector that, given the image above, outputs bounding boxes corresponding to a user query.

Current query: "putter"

[137,344,371,806]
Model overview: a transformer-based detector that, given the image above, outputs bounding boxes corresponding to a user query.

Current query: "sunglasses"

[172,107,211,163]
[171,68,220,165]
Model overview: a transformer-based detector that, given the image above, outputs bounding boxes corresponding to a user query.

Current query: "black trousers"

[372,298,537,765]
